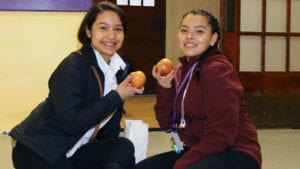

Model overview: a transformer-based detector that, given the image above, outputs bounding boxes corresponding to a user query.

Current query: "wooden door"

[220,0,300,128]
[109,0,166,94]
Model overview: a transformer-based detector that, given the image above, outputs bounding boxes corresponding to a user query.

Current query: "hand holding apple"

[130,70,146,89]
[156,58,173,76]
[116,73,145,100]
[152,61,175,89]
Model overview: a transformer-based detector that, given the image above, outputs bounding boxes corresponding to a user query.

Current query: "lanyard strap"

[172,62,198,130]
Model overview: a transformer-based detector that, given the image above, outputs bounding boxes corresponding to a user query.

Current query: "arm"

[154,84,176,131]
[152,65,177,131]
[48,55,123,135]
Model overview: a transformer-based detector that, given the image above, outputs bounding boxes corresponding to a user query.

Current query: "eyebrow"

[97,22,123,27]
[181,25,207,29]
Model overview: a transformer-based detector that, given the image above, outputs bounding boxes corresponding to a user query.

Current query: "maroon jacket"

[154,49,261,169]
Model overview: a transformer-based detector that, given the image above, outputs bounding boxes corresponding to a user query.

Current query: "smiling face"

[86,11,124,62]
[177,13,218,58]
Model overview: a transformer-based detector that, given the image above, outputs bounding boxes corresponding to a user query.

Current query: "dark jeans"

[134,148,259,169]
[12,137,135,169]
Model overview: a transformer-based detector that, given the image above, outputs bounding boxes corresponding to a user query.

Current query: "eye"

[180,28,188,33]
[195,29,204,34]
[99,25,107,31]
[115,26,124,32]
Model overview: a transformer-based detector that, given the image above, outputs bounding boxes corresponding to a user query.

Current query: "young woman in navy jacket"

[10,2,144,169]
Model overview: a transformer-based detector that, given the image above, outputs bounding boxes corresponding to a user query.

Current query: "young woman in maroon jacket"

[134,9,262,169]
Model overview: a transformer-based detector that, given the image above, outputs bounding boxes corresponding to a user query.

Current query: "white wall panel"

[240,36,262,71]
[290,37,300,71]
[241,0,262,32]
[265,36,286,71]
[266,0,286,32]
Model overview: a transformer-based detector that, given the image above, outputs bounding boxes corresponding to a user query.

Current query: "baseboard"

[292,123,300,129]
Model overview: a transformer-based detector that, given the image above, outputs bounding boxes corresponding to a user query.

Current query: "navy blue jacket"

[10,44,129,165]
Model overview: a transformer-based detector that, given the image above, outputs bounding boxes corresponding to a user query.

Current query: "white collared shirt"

[93,47,126,96]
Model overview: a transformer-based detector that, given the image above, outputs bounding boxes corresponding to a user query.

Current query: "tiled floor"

[147,129,300,169]
[1,129,299,169]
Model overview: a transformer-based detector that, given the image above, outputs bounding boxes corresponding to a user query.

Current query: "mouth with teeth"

[184,42,196,48]
[102,41,118,49]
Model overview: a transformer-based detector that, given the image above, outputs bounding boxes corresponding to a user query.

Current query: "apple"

[130,70,146,88]
[156,58,173,76]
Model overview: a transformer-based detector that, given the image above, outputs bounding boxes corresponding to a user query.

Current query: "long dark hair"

[77,1,127,45]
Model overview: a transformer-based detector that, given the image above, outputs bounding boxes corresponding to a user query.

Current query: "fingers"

[152,65,160,79]
[156,69,174,81]
[152,65,157,76]
[134,86,145,94]
[122,73,133,85]
[117,74,145,98]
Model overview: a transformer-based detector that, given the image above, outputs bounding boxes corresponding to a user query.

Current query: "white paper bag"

[124,119,149,163]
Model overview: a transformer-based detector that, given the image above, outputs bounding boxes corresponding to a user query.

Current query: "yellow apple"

[130,71,146,88]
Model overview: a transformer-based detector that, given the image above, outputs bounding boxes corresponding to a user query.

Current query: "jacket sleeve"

[174,59,244,169]
[48,55,123,135]
[154,84,176,132]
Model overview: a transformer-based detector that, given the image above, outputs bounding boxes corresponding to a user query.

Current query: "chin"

[103,50,116,56]
[184,52,200,57]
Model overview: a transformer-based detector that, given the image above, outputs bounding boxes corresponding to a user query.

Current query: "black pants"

[12,137,135,169]
[133,149,259,169]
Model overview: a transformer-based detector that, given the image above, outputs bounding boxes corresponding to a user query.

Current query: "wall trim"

[0,0,92,11]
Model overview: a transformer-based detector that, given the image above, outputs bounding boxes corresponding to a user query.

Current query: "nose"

[107,29,116,39]
[187,31,193,39]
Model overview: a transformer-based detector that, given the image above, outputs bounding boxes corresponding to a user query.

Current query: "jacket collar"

[79,44,99,66]
[78,44,129,83]
[178,47,221,68]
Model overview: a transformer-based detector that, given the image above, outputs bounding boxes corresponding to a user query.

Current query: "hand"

[152,65,175,88]
[116,74,144,100]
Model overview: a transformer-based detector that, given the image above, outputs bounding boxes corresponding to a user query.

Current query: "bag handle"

[90,65,103,142]
[90,65,103,96]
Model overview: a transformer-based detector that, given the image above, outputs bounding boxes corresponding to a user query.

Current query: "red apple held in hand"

[130,70,146,89]
[156,58,173,76]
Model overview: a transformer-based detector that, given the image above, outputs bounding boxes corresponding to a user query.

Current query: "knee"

[115,137,135,154]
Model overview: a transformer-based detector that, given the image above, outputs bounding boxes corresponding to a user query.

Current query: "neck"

[102,55,110,64]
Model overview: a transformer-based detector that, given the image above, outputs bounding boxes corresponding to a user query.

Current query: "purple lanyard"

[172,62,198,130]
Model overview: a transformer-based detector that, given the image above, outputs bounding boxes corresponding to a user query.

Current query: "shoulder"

[202,54,234,73]
[199,54,240,85]
[60,44,96,69]
[49,52,91,83]
[58,52,89,72]
[61,52,86,66]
